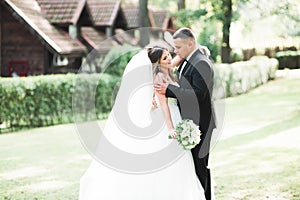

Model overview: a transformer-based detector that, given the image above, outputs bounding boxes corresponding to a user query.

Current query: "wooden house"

[0,0,87,76]
[0,0,127,76]
[123,6,176,39]
[0,0,174,76]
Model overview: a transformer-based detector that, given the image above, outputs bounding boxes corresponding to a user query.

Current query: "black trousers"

[191,144,211,200]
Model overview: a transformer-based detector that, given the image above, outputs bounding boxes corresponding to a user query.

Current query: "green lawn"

[0,72,300,200]
[0,124,90,199]
[211,74,300,200]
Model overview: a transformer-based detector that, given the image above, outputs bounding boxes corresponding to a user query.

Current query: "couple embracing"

[79,27,216,200]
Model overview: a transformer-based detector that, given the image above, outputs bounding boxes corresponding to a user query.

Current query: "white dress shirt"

[179,48,198,78]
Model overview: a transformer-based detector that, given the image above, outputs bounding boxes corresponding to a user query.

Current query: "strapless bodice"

[167,98,177,107]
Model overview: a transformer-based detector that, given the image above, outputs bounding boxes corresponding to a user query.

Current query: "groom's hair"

[173,28,195,41]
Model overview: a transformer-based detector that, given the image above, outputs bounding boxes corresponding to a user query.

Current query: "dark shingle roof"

[150,10,168,28]
[87,0,121,26]
[37,0,86,25]
[114,29,139,46]
[4,0,87,55]
[123,7,173,30]
[81,26,117,52]
[123,7,139,29]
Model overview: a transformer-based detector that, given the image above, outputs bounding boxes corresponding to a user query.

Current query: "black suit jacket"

[166,49,216,155]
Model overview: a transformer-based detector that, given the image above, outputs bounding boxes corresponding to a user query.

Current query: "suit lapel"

[180,61,190,77]
[180,50,204,78]
[177,59,187,73]
[178,49,205,81]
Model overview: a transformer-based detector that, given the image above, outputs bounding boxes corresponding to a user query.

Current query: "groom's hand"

[154,83,167,95]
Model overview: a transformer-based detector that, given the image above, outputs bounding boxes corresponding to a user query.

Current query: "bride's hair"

[147,46,177,82]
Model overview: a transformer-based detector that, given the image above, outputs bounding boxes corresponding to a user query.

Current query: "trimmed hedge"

[213,56,278,99]
[0,56,278,131]
[275,51,300,69]
[0,73,119,130]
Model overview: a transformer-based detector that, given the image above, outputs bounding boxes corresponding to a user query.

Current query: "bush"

[102,45,141,76]
[0,56,279,131]
[0,73,119,131]
[214,56,278,98]
[275,51,300,69]
[230,48,244,63]
[197,23,220,62]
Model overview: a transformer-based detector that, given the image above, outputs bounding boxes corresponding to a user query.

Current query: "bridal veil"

[76,49,184,174]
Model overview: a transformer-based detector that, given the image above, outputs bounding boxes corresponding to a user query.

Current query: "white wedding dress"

[79,97,205,200]
[78,50,205,200]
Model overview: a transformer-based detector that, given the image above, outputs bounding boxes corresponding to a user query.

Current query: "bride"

[79,46,206,200]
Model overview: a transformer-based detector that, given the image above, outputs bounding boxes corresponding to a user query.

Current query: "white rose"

[185,145,194,149]
[182,140,188,146]
[189,137,195,144]
[180,131,189,138]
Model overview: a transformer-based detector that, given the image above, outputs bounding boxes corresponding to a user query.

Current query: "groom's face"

[173,38,193,59]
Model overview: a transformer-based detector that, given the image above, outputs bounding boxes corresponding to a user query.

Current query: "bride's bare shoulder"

[154,72,166,84]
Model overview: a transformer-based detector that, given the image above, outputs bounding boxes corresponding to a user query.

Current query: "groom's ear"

[188,40,194,49]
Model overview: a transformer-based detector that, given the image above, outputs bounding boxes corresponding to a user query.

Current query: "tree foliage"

[252,0,300,36]
[199,0,249,63]
[149,0,298,62]
[172,9,207,28]
[171,0,249,63]
[197,24,220,62]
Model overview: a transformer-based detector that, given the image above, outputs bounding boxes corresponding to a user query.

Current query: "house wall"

[1,5,47,77]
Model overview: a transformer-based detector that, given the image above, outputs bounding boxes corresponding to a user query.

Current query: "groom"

[155,27,216,200]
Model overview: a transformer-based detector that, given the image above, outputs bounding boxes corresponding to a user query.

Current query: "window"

[8,60,28,77]
[53,54,69,66]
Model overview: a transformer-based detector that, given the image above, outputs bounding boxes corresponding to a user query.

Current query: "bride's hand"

[152,98,158,110]
[169,129,177,139]
[199,45,211,58]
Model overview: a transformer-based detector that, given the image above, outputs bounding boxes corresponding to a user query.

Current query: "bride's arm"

[198,44,211,57]
[155,92,174,132]
[154,73,176,137]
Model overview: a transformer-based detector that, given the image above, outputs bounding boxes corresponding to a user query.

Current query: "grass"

[221,77,300,137]
[0,124,91,200]
[0,72,300,199]
[211,75,300,200]
[211,114,300,200]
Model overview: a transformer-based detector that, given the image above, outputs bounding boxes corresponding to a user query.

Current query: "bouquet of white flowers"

[169,119,201,150]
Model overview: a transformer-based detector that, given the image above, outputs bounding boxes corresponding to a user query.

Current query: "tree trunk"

[178,0,185,10]
[0,4,2,76]
[221,0,232,63]
[138,0,150,47]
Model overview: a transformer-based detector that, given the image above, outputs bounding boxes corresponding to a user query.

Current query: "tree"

[138,0,150,47]
[207,0,233,63]
[206,0,249,63]
[177,0,185,10]
[172,0,248,63]
[172,9,207,28]
[220,0,232,63]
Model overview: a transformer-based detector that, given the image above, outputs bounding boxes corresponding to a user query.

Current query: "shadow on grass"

[212,110,300,200]
[214,110,300,151]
